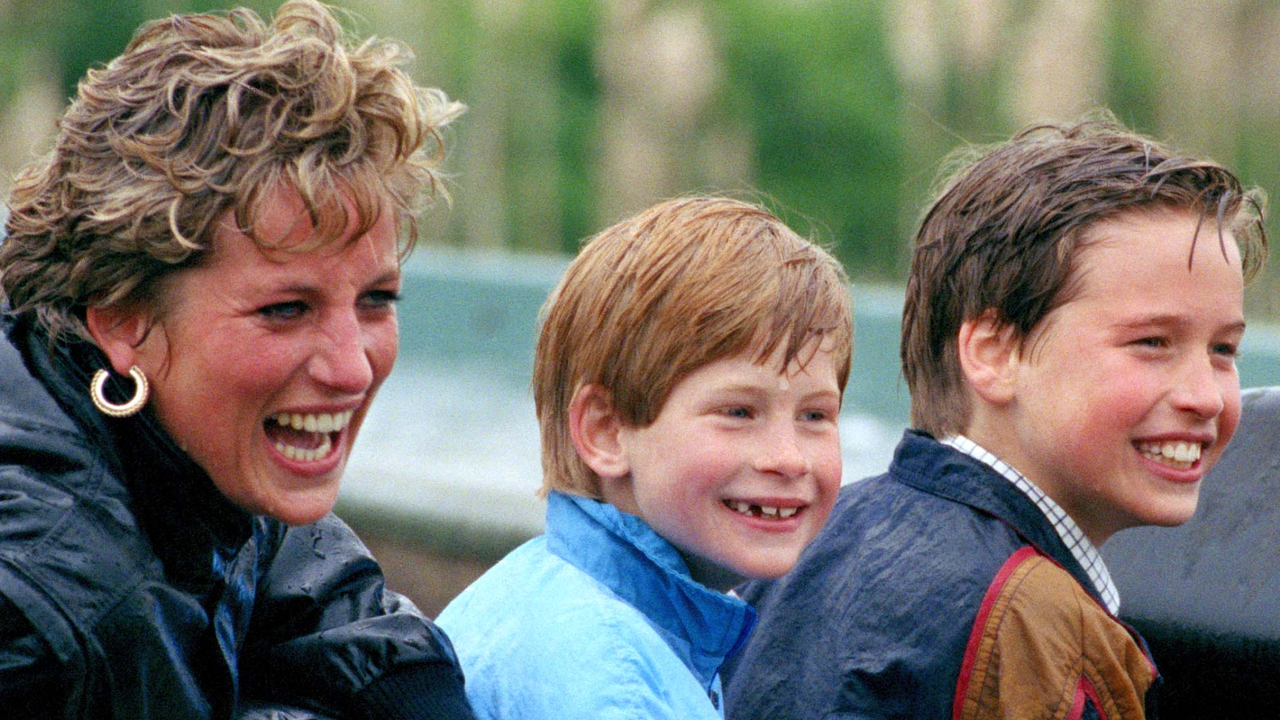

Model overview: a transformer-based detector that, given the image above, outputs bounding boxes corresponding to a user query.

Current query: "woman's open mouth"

[265,410,354,462]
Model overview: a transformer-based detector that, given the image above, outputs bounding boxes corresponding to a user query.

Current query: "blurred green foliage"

[717,1,905,276]
[56,0,148,96]
[3,0,1279,303]
[1102,0,1160,135]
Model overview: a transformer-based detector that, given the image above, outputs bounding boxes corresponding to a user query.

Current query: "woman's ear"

[957,310,1019,406]
[568,384,630,480]
[85,304,153,376]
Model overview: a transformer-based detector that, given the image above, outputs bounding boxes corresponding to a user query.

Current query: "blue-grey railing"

[338,247,1280,557]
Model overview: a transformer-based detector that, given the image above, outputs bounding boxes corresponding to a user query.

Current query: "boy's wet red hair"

[534,196,853,498]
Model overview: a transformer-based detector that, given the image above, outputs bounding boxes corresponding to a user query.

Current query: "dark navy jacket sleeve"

[239,514,474,720]
[1,314,476,719]
[0,595,70,719]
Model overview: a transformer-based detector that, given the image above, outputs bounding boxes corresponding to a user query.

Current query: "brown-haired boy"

[437,196,853,718]
[724,116,1267,720]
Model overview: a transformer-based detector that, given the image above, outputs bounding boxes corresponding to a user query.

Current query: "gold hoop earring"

[90,366,150,418]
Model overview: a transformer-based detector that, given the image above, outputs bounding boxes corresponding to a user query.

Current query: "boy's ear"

[85,304,153,376]
[957,310,1019,406]
[568,384,630,480]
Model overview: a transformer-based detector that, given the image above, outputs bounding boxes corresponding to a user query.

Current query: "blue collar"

[545,492,756,686]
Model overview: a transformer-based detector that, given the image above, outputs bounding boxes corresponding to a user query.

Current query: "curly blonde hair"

[1,0,462,342]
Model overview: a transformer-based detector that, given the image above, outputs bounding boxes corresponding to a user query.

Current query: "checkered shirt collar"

[941,435,1121,615]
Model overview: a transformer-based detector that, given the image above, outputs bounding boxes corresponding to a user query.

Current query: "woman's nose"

[309,312,375,393]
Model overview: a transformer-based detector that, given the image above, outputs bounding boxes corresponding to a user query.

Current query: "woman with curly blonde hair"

[0,2,472,718]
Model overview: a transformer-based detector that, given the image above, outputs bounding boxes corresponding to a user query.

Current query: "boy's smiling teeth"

[267,410,354,462]
[1136,440,1202,470]
[724,500,799,519]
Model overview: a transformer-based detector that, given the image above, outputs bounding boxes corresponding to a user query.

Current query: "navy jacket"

[0,314,474,720]
[724,431,1158,720]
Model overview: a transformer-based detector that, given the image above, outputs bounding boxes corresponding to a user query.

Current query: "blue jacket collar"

[545,491,756,686]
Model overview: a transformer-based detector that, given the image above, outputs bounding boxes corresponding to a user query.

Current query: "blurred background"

[5,0,1280,301]
[4,0,1280,613]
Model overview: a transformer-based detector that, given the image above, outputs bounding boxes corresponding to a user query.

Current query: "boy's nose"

[1171,356,1228,418]
[754,423,812,478]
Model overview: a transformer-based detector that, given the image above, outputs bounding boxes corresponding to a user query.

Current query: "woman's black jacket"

[0,314,475,720]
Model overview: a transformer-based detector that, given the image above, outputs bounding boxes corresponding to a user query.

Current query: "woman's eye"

[723,406,753,419]
[802,410,829,422]
[361,289,402,309]
[1134,336,1167,349]
[258,301,307,320]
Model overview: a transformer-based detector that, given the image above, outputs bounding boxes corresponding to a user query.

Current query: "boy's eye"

[1212,342,1240,358]
[258,301,307,321]
[722,406,754,420]
[1134,336,1167,348]
[801,410,829,422]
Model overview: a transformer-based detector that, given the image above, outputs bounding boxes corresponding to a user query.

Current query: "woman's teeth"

[272,410,354,433]
[1137,440,1201,470]
[724,500,799,519]
[276,434,332,462]
[269,410,354,462]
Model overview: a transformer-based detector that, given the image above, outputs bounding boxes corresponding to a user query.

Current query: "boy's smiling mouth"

[723,499,801,519]
[1136,440,1203,471]
[266,410,354,462]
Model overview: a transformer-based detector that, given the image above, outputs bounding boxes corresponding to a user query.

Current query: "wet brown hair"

[1,0,462,343]
[534,196,853,498]
[902,114,1267,437]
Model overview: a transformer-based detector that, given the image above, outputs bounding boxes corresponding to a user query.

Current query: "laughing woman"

[0,2,472,719]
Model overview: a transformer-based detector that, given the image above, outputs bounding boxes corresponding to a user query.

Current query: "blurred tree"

[56,0,149,97]
[1102,0,1160,135]
[3,0,1280,302]
[596,1,748,230]
[716,0,907,278]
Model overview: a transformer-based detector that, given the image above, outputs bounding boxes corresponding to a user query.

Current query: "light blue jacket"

[437,491,756,719]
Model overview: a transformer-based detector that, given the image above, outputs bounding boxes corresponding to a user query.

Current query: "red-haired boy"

[439,197,854,719]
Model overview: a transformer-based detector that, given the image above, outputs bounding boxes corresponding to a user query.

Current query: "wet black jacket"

[0,314,475,720]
